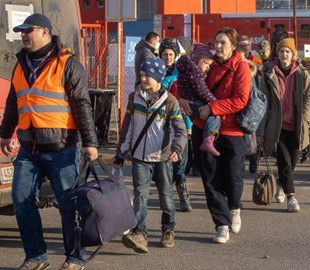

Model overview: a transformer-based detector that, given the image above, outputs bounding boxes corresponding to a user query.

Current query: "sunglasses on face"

[21,26,43,34]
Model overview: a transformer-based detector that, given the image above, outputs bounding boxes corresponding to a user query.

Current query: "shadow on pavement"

[242,207,287,213]
[0,227,62,234]
[98,251,136,256]
[0,228,19,233]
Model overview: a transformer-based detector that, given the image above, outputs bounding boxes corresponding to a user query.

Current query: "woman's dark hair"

[159,38,179,58]
[215,27,240,49]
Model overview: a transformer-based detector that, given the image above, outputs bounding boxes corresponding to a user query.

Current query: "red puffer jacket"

[194,52,252,136]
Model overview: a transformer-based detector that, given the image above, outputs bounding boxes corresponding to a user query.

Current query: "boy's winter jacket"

[116,86,187,162]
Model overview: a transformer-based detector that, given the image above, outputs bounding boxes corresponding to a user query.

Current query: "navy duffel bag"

[61,158,136,260]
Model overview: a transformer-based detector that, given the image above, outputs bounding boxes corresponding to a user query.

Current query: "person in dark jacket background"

[0,14,97,270]
[134,32,160,86]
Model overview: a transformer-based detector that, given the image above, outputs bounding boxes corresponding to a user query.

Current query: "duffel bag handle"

[71,158,104,193]
[96,158,120,186]
[96,158,116,178]
[71,158,91,189]
[71,158,119,192]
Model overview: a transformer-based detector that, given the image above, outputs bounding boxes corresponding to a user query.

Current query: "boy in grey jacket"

[114,57,187,253]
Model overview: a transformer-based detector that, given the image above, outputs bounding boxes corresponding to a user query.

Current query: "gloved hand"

[113,156,124,169]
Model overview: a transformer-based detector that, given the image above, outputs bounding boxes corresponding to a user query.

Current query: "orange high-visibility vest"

[12,50,77,130]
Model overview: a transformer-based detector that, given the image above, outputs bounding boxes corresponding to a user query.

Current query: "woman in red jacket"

[180,28,251,244]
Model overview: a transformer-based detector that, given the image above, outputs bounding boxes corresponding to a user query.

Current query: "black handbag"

[61,158,136,261]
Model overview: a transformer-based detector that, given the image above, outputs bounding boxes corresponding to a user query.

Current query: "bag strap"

[131,97,167,156]
[256,145,273,175]
[96,158,119,185]
[71,158,116,192]
[210,69,231,93]
[71,158,91,189]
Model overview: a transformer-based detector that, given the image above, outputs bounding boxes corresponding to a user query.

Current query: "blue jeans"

[172,142,188,185]
[131,159,175,234]
[12,145,86,266]
[190,101,221,136]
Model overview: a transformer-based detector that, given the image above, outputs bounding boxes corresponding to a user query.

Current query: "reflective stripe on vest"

[12,49,77,130]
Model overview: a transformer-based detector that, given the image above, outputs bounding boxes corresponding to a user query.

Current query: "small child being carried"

[177,43,221,156]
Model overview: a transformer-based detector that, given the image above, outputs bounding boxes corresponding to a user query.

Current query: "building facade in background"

[79,0,156,36]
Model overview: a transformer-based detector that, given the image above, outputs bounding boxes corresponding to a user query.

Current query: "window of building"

[300,24,310,38]
[84,0,90,8]
[275,24,285,30]
[137,0,157,20]
[97,1,104,8]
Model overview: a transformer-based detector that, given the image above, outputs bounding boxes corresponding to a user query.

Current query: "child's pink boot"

[199,135,220,156]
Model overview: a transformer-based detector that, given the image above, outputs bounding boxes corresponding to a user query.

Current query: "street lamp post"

[293,0,298,48]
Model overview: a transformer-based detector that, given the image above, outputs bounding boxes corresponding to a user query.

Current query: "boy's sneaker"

[176,182,192,212]
[161,230,175,248]
[231,209,241,234]
[200,135,220,156]
[58,263,85,270]
[287,197,300,212]
[213,226,230,244]
[275,182,285,204]
[19,262,50,270]
[122,232,148,253]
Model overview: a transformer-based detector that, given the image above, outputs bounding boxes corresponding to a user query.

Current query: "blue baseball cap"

[13,13,52,33]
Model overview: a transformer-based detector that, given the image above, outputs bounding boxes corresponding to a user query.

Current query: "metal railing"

[81,22,108,89]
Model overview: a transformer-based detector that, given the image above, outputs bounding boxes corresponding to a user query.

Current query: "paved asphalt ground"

[1,146,310,270]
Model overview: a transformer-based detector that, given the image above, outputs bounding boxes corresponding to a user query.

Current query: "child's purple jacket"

[176,55,216,104]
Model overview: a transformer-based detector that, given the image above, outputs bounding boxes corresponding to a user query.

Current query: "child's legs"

[204,116,221,137]
[132,159,153,234]
[154,161,176,232]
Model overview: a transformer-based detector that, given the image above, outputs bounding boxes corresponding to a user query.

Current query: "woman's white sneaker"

[231,209,241,234]
[275,185,285,203]
[287,197,300,212]
[213,226,230,244]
